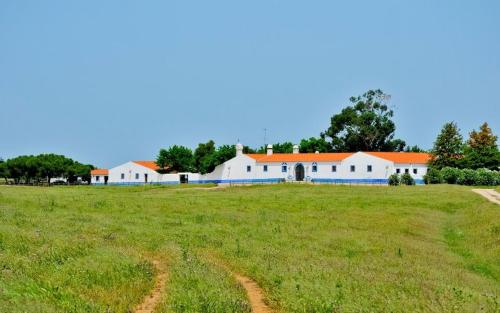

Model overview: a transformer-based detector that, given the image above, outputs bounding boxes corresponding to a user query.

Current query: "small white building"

[91,161,200,185]
[91,144,430,185]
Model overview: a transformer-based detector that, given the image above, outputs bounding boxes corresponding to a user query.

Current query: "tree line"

[0,154,94,185]
[155,89,447,174]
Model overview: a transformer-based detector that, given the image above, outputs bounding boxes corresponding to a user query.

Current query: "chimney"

[293,144,299,154]
[236,142,244,156]
[267,144,273,155]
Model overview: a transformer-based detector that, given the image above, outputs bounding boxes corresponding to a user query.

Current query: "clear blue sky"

[1,1,499,168]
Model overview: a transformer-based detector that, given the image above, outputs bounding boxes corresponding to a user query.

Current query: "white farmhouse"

[91,143,430,185]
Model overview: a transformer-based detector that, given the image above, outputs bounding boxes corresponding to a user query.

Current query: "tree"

[157,145,195,172]
[37,154,68,185]
[257,142,294,153]
[429,122,464,169]
[404,145,426,152]
[215,145,236,164]
[463,122,500,170]
[299,137,331,153]
[322,89,406,152]
[194,140,218,174]
[0,158,7,183]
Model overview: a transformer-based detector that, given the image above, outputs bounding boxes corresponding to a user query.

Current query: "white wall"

[108,162,161,184]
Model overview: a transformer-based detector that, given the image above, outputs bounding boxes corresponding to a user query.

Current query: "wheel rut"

[233,272,273,313]
[134,260,167,313]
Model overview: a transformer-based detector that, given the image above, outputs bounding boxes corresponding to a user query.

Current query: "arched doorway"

[295,163,305,181]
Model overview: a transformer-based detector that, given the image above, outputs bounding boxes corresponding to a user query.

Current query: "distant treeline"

[0,154,93,185]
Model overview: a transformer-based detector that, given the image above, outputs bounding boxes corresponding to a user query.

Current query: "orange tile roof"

[133,161,161,171]
[365,152,431,164]
[246,152,431,164]
[91,169,108,175]
[246,153,354,163]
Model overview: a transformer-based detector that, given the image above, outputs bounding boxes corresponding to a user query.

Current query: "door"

[104,176,108,185]
[295,164,305,181]
[144,173,148,183]
[179,174,188,184]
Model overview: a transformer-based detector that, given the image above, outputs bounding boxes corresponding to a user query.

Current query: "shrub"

[388,173,400,186]
[456,168,478,185]
[424,168,442,184]
[440,167,461,184]
[401,173,415,185]
[475,168,497,186]
[495,171,500,185]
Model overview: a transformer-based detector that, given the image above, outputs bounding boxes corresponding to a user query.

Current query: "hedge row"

[424,167,500,186]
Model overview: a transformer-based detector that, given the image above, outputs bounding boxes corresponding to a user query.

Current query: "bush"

[475,168,497,186]
[424,168,442,184]
[440,167,461,184]
[456,168,478,185]
[401,173,415,185]
[388,173,400,186]
[495,171,500,185]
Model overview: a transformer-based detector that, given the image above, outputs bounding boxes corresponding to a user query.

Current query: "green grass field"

[0,184,498,313]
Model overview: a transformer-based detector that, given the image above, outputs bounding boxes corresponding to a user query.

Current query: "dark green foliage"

[299,137,332,153]
[429,122,464,169]
[404,145,426,152]
[400,173,415,185]
[388,173,400,186]
[456,169,478,186]
[322,89,406,152]
[424,168,443,184]
[157,145,195,172]
[1,154,93,184]
[440,167,462,184]
[257,142,294,153]
[194,140,218,174]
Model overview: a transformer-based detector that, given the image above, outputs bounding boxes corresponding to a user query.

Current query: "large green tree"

[299,137,331,153]
[429,122,464,169]
[157,145,195,172]
[463,122,500,170]
[194,140,218,174]
[322,89,406,152]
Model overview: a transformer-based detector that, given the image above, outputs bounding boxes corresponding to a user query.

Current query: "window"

[332,165,337,172]
[312,162,318,172]
[396,168,401,174]
[413,168,418,174]
[135,173,139,179]
[367,165,372,172]
[281,163,287,172]
[263,165,268,172]
[96,176,100,182]
[121,173,125,179]
[246,165,251,172]
[405,168,409,174]
[350,165,355,172]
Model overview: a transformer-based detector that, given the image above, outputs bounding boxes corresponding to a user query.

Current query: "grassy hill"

[0,184,498,312]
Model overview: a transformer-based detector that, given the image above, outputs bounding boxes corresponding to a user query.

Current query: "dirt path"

[134,260,167,313]
[472,189,500,205]
[233,273,273,313]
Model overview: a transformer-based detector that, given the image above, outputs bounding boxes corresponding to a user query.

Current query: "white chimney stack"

[267,144,273,155]
[293,144,299,154]
[236,142,244,156]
